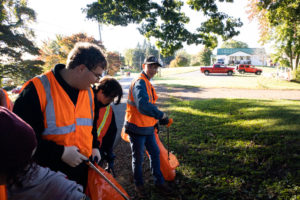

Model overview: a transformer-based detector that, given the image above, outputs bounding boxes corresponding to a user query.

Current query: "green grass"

[153,73,300,90]
[157,98,300,200]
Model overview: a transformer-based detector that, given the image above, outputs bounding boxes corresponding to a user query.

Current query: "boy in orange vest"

[124,55,172,197]
[92,76,123,176]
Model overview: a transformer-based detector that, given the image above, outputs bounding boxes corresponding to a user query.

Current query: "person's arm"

[0,89,7,108]
[13,82,64,165]
[132,79,164,119]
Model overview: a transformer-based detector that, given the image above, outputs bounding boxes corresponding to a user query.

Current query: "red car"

[200,64,235,76]
[236,64,262,75]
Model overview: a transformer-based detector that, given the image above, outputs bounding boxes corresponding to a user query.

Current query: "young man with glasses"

[13,42,107,189]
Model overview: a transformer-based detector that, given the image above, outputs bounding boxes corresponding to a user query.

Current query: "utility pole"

[98,23,102,43]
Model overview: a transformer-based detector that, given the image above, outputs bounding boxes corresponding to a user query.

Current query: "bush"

[169,55,189,67]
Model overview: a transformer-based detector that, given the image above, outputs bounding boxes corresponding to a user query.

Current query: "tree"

[220,39,249,48]
[83,0,242,56]
[191,47,212,66]
[247,0,300,71]
[0,0,42,86]
[169,55,189,67]
[39,33,121,75]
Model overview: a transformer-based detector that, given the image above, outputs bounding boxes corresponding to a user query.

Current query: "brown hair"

[93,76,123,105]
[66,42,107,70]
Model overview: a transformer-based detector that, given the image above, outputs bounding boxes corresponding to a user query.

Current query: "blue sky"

[27,0,271,55]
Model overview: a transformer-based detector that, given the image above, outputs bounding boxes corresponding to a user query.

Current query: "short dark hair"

[93,76,123,105]
[66,42,107,70]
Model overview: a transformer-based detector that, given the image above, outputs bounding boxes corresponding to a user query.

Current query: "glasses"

[88,68,102,80]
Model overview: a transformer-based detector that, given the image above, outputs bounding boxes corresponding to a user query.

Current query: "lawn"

[157,98,300,200]
[153,66,300,90]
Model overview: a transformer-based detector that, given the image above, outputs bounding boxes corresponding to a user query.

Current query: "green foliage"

[124,41,174,70]
[0,0,42,86]
[158,97,300,199]
[191,47,212,66]
[83,0,242,56]
[169,55,189,68]
[248,0,300,73]
[220,39,249,48]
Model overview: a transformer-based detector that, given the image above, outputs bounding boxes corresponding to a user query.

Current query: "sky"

[27,0,271,55]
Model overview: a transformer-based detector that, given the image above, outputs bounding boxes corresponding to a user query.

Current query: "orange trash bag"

[148,129,180,181]
[0,185,7,200]
[85,163,130,200]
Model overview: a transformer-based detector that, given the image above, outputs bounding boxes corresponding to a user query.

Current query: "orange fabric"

[85,163,129,200]
[120,127,130,143]
[146,129,180,181]
[0,185,7,200]
[125,73,158,127]
[96,106,113,146]
[2,89,13,111]
[31,71,94,157]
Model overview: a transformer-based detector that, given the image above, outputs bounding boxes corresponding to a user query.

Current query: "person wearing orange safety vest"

[0,88,13,111]
[92,76,123,176]
[13,42,106,189]
[124,55,173,198]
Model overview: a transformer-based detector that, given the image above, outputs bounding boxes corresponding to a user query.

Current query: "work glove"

[159,117,169,125]
[90,148,101,164]
[61,146,88,167]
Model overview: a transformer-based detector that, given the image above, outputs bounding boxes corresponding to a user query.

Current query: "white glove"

[61,146,88,167]
[91,148,101,163]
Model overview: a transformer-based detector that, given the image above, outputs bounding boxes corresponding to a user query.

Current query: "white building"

[216,48,267,66]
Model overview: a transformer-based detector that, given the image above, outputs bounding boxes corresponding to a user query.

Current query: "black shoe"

[135,185,147,198]
[155,182,173,195]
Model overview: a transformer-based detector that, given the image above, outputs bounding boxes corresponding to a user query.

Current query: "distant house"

[216,48,267,65]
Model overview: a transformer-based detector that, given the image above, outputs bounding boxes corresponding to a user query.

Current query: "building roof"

[217,48,266,56]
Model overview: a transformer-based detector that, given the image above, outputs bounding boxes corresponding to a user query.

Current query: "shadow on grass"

[157,98,300,200]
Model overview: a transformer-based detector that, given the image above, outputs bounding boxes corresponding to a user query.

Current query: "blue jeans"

[129,133,164,186]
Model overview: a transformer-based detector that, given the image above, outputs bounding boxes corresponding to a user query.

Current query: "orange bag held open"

[85,163,130,200]
[0,185,7,200]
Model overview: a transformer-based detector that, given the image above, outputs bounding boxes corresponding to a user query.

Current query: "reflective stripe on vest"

[38,75,93,135]
[97,105,111,137]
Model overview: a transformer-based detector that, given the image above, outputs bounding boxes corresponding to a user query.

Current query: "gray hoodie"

[7,164,87,200]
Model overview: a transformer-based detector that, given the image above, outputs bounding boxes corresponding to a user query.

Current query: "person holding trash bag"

[0,106,90,200]
[13,42,106,189]
[124,55,173,197]
[92,76,123,176]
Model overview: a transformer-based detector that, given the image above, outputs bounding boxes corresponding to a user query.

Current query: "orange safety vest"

[0,185,7,200]
[2,89,13,111]
[125,73,158,127]
[96,105,113,146]
[25,71,94,157]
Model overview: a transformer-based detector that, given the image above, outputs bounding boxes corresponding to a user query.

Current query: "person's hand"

[105,154,116,177]
[91,148,101,164]
[61,146,88,167]
[159,117,169,125]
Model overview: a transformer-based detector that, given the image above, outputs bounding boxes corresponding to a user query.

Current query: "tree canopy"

[0,0,42,86]
[220,39,248,48]
[83,0,242,56]
[39,33,121,76]
[248,0,300,71]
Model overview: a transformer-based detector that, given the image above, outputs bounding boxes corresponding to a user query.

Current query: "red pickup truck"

[236,64,262,75]
[200,64,235,76]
